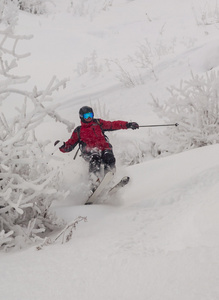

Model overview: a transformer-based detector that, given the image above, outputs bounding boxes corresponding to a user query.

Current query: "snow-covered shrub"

[112,59,145,88]
[16,0,48,14]
[192,0,219,25]
[0,7,74,250]
[115,137,153,166]
[92,99,110,120]
[69,0,113,19]
[0,0,19,25]
[152,71,219,156]
[129,39,155,70]
[75,51,104,76]
[1,0,48,16]
[128,37,176,80]
[112,35,177,87]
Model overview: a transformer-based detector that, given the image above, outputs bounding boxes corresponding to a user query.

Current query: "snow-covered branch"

[0,3,74,250]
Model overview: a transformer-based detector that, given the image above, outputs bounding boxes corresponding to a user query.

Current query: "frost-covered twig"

[111,59,144,88]
[36,217,87,250]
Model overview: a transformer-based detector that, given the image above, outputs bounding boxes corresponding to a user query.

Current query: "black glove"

[54,140,65,148]
[54,140,60,146]
[127,122,139,130]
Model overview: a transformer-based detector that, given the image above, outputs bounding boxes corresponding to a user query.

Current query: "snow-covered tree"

[152,71,219,156]
[0,3,74,250]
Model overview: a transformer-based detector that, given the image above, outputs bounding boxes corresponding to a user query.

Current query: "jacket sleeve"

[98,119,128,131]
[59,128,80,153]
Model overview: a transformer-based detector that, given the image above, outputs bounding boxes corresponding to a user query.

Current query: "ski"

[109,176,130,195]
[85,171,114,205]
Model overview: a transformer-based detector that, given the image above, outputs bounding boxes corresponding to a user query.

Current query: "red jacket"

[60,118,128,153]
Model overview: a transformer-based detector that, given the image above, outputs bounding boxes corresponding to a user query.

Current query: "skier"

[54,106,139,188]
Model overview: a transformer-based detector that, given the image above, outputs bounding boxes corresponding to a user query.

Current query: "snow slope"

[1,0,219,299]
[2,145,219,300]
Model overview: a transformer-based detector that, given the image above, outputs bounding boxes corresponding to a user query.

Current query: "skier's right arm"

[55,128,79,153]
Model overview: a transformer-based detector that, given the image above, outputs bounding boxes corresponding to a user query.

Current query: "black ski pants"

[83,149,116,175]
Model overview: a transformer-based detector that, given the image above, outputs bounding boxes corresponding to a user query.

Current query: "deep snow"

[1,0,219,299]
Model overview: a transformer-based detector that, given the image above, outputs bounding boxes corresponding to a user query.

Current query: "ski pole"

[73,146,80,160]
[139,123,179,128]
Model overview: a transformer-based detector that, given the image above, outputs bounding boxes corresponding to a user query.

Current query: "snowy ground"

[1,0,219,299]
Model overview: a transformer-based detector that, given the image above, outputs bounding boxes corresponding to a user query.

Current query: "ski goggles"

[83,112,94,119]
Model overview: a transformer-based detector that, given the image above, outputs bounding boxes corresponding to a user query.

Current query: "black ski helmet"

[79,106,94,122]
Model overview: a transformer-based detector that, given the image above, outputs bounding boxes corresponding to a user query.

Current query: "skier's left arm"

[99,119,139,131]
